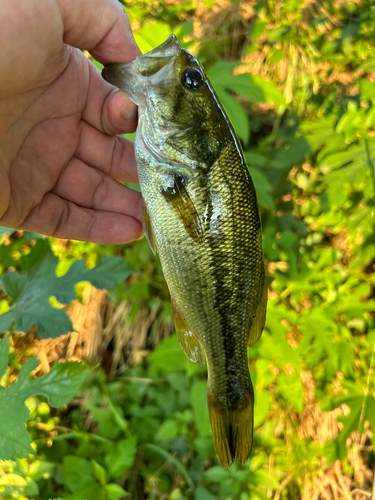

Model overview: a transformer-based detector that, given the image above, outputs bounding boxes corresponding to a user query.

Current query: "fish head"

[102,35,227,170]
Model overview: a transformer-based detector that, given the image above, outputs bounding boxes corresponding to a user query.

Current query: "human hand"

[0,0,143,244]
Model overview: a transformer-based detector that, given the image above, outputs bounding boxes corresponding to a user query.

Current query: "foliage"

[0,337,87,461]
[1,0,375,498]
[0,239,135,338]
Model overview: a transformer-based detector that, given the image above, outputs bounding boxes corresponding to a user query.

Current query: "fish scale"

[102,34,267,467]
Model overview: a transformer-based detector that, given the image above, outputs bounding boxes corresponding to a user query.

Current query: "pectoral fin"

[172,300,205,367]
[161,176,203,243]
[248,263,267,346]
[142,203,158,255]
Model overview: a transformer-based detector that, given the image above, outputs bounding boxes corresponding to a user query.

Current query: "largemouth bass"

[102,35,267,468]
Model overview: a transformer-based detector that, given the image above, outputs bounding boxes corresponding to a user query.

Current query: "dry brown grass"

[8,285,174,378]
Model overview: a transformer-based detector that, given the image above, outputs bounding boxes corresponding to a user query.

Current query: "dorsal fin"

[248,263,267,346]
[142,203,158,255]
[161,176,203,243]
[171,300,205,367]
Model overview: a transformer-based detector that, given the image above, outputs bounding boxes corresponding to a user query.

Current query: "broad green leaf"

[251,359,274,387]
[28,460,56,480]
[90,460,107,486]
[0,338,87,460]
[278,373,304,413]
[156,419,179,441]
[254,469,281,490]
[150,334,202,375]
[250,20,267,41]
[0,473,28,487]
[195,485,217,500]
[249,74,286,106]
[245,151,269,167]
[254,390,271,428]
[104,437,137,479]
[203,465,230,482]
[208,62,285,107]
[215,87,250,143]
[358,57,375,72]
[267,25,292,42]
[134,22,173,53]
[106,484,129,499]
[63,456,92,492]
[271,136,311,169]
[150,335,186,373]
[0,334,9,380]
[191,381,211,437]
[250,168,275,211]
[255,301,299,368]
[360,79,375,103]
[0,239,134,337]
[323,440,340,464]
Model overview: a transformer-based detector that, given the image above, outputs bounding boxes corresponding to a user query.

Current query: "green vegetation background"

[1,0,375,498]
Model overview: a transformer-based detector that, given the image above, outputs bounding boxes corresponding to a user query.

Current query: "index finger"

[59,0,141,63]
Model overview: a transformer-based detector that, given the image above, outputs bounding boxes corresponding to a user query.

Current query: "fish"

[102,35,267,468]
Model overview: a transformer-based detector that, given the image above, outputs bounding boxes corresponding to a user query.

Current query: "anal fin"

[248,263,268,346]
[172,300,205,367]
[142,203,157,255]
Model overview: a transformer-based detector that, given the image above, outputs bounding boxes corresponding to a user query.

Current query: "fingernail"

[116,91,138,122]
[136,229,144,241]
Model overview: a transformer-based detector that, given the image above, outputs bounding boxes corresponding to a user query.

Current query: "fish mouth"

[102,34,181,105]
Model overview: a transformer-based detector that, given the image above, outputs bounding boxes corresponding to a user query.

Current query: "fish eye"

[181,68,202,90]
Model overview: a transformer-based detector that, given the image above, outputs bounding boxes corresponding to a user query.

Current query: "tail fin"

[207,393,254,468]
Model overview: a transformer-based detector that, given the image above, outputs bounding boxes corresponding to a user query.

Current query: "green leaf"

[359,76,375,100]
[0,338,87,460]
[191,381,211,437]
[156,419,179,440]
[267,25,292,42]
[215,88,250,143]
[250,168,275,211]
[252,359,275,387]
[90,460,107,486]
[0,334,9,380]
[250,20,267,41]
[23,361,88,407]
[63,456,93,493]
[195,485,217,500]
[134,22,173,53]
[105,484,129,500]
[0,473,28,487]
[104,437,137,480]
[208,62,285,107]
[249,74,286,106]
[271,136,311,169]
[203,465,230,482]
[323,440,340,464]
[254,390,271,428]
[278,373,304,413]
[0,239,134,337]
[150,334,202,375]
